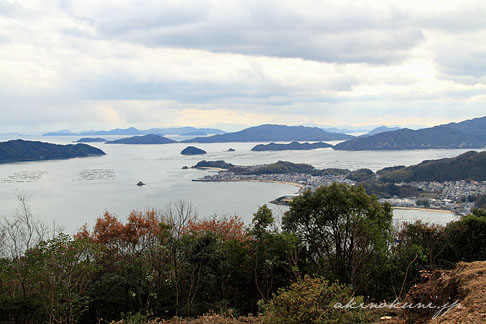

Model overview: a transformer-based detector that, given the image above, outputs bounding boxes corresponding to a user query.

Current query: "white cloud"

[0,0,485,132]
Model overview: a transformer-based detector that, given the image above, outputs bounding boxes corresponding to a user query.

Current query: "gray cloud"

[65,1,427,64]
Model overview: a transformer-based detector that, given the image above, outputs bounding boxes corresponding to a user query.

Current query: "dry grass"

[381,261,486,324]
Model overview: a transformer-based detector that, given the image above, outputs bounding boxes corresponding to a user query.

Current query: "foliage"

[231,161,315,175]
[192,160,234,169]
[4,191,486,324]
[474,195,486,209]
[345,168,375,182]
[443,211,486,263]
[283,183,393,294]
[187,215,246,242]
[359,180,419,199]
[258,276,374,324]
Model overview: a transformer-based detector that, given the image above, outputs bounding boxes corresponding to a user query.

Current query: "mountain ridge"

[334,116,486,151]
[0,140,105,163]
[184,124,354,143]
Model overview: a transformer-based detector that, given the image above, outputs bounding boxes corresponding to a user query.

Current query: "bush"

[258,276,374,324]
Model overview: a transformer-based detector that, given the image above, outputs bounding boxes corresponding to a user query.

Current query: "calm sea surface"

[0,135,475,233]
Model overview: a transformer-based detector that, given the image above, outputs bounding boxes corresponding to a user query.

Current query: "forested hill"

[251,141,332,151]
[105,134,176,144]
[0,140,105,163]
[334,116,486,150]
[378,151,486,182]
[184,124,354,143]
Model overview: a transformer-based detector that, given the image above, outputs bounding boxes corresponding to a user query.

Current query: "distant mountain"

[365,126,402,136]
[74,138,106,143]
[321,127,370,133]
[0,140,105,163]
[251,141,332,151]
[180,146,207,155]
[334,116,486,151]
[105,134,176,144]
[184,124,354,143]
[378,151,486,183]
[44,127,226,136]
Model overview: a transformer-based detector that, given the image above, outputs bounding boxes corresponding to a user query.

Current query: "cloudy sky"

[1,0,485,132]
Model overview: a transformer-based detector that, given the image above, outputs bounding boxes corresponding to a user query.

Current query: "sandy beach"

[392,206,454,214]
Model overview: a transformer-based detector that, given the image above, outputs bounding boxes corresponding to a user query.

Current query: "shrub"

[258,276,374,324]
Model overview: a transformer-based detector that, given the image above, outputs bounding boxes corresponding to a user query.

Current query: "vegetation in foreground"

[1,184,485,324]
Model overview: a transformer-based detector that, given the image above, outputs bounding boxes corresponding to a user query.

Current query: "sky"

[1,0,485,133]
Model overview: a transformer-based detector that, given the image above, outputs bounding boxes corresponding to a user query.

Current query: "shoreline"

[193,178,305,190]
[392,206,454,214]
[194,167,226,171]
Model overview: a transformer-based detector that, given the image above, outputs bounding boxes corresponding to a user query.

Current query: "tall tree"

[283,183,393,293]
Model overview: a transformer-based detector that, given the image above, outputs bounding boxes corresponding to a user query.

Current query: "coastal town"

[194,170,486,216]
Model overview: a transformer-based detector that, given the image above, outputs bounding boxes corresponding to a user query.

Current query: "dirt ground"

[380,261,486,324]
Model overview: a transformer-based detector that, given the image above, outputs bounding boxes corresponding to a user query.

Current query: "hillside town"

[194,171,486,216]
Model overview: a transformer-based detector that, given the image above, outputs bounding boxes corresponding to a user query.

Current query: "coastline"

[193,178,305,189]
[392,206,454,214]
[194,167,226,171]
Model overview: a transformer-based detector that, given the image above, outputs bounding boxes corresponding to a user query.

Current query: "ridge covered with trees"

[334,116,486,150]
[251,141,332,151]
[0,140,105,163]
[183,124,353,143]
[105,134,177,144]
[377,151,486,183]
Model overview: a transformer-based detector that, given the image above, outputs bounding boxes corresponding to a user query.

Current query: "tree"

[282,183,393,293]
[443,210,486,262]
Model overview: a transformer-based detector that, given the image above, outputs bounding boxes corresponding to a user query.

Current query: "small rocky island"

[227,148,235,152]
[181,146,207,155]
[251,141,332,151]
[0,139,106,163]
[106,134,176,144]
[74,137,106,143]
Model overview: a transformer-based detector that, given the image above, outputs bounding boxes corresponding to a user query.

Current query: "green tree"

[282,183,393,294]
[443,210,486,262]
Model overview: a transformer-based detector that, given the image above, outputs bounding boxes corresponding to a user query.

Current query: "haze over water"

[0,135,475,233]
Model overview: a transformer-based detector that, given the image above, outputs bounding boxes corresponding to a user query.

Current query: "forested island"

[105,134,176,144]
[74,137,106,143]
[184,124,353,143]
[0,139,105,163]
[180,146,207,155]
[251,141,332,151]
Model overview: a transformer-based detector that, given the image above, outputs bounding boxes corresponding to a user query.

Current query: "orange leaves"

[187,215,247,242]
[75,209,162,252]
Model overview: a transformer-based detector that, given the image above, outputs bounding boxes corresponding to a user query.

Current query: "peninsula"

[0,139,105,163]
[192,152,486,215]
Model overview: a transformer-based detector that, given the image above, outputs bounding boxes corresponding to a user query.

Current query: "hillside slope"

[334,116,486,151]
[0,140,105,163]
[378,151,486,182]
[184,124,354,143]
